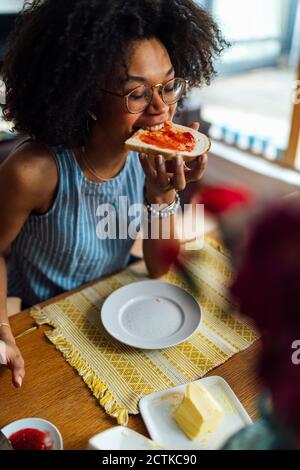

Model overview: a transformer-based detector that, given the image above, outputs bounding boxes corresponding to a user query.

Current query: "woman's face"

[95,38,178,149]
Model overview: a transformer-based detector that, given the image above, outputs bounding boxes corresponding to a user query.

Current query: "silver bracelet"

[144,191,181,219]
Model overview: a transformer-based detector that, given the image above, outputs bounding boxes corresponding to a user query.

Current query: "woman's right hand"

[0,336,25,388]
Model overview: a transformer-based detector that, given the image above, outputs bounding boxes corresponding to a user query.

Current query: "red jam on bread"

[138,122,196,152]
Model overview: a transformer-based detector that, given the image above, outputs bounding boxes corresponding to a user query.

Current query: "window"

[189,0,300,170]
[0,1,24,62]
[0,1,24,14]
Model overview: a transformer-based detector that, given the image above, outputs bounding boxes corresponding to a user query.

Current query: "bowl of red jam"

[1,418,63,450]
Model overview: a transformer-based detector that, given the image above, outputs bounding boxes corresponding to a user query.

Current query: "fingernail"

[176,156,183,166]
[17,376,23,387]
[0,340,7,365]
[157,155,164,165]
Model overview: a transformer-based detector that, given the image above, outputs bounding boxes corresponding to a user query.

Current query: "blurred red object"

[231,203,300,334]
[197,186,253,215]
[231,201,300,439]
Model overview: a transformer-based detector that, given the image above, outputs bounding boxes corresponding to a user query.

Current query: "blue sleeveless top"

[8,146,145,306]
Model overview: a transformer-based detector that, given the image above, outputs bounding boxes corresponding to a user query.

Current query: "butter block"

[173,382,224,439]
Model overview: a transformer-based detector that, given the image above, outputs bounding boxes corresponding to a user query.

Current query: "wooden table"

[0,273,262,450]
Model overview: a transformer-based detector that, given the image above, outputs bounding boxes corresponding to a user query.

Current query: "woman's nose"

[147,88,169,114]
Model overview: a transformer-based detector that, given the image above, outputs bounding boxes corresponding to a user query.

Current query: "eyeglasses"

[103,78,189,114]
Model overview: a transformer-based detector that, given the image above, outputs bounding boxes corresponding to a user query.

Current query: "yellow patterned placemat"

[30,237,258,425]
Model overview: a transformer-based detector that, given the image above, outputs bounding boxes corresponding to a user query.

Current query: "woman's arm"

[0,254,25,387]
[143,189,179,278]
[141,123,208,278]
[0,143,57,386]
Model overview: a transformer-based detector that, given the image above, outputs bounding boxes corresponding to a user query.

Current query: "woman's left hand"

[139,122,208,204]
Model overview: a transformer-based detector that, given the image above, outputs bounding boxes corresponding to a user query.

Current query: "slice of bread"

[125,122,211,161]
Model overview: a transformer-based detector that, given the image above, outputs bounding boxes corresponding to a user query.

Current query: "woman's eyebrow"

[126,66,175,83]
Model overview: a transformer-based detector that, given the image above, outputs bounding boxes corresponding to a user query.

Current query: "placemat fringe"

[30,307,129,425]
[30,306,52,326]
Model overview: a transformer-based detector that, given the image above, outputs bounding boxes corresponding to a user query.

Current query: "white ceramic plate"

[101,280,201,350]
[87,426,163,450]
[139,376,253,450]
[1,418,63,450]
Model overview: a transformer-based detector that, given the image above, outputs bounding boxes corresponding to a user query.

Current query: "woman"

[0,0,226,387]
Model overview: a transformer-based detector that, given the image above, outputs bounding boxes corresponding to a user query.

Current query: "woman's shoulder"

[5,140,57,180]
[0,141,58,212]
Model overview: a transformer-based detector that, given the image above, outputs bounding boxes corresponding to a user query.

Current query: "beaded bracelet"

[144,191,181,219]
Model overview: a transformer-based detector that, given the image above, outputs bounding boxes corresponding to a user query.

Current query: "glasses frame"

[103,78,189,114]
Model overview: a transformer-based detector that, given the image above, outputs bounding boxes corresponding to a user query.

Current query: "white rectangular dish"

[87,426,163,450]
[139,376,252,450]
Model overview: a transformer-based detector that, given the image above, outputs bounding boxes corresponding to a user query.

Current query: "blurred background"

[0,1,26,155]
[177,0,300,201]
[185,0,300,168]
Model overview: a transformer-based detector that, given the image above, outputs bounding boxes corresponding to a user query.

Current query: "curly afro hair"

[2,0,228,147]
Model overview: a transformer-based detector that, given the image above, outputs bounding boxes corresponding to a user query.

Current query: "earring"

[88,111,97,121]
